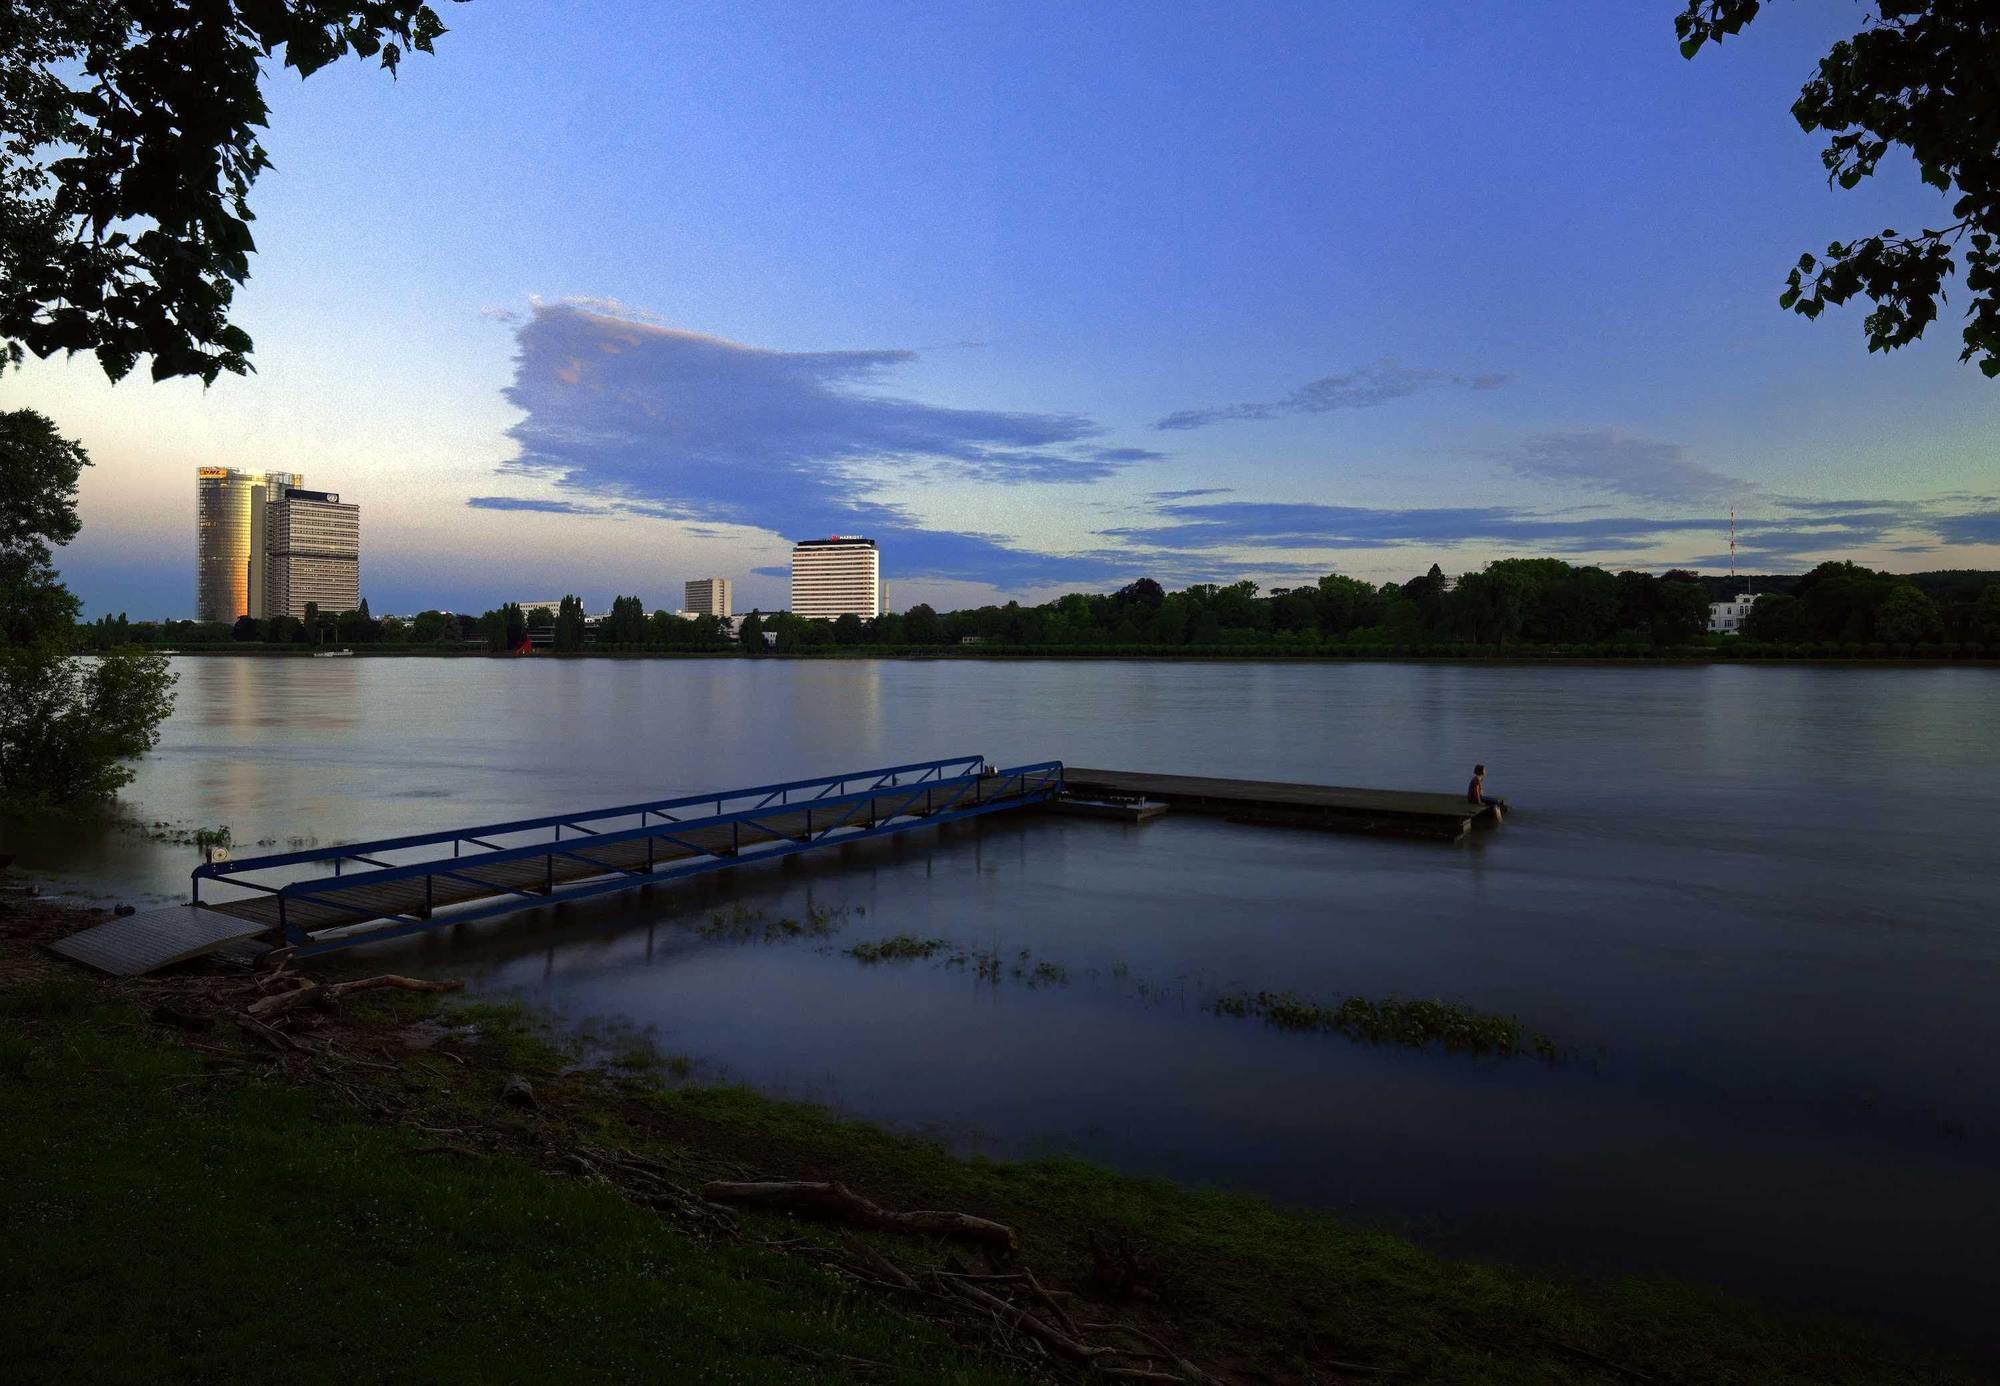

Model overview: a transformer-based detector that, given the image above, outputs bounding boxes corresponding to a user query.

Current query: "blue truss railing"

[188,756,1064,957]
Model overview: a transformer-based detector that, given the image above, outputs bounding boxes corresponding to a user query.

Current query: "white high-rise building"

[789,537,881,621]
[684,578,732,617]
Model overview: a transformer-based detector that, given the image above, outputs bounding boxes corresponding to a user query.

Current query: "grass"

[0,984,1021,1385]
[1209,988,1560,1059]
[697,900,852,943]
[427,996,1981,1385]
[0,942,1986,1385]
[845,934,949,963]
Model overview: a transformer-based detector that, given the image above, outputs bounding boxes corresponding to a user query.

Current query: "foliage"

[846,934,948,963]
[553,594,585,651]
[0,408,175,808]
[1742,561,1948,644]
[0,408,86,646]
[1678,1,2000,374]
[737,609,765,653]
[1,1,460,383]
[603,594,646,645]
[0,645,176,807]
[1209,990,1557,1060]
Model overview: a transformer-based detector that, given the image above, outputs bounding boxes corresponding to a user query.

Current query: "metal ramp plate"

[50,905,271,977]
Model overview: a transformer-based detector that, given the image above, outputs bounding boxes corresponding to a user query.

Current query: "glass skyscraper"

[195,467,302,622]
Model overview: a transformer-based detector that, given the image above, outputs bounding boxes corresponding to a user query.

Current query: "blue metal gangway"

[191,754,1064,957]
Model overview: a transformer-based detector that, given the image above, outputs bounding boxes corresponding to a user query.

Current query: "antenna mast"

[1729,507,1736,584]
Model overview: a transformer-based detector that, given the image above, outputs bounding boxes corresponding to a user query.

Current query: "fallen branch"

[246,974,462,1019]
[702,1180,1017,1251]
[936,1271,1096,1364]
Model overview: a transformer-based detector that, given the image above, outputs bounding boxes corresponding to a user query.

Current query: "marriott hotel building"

[789,537,883,621]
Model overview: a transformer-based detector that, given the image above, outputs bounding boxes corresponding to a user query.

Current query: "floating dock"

[50,755,1501,975]
[1060,768,1496,840]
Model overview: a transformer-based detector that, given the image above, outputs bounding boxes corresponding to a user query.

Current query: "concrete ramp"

[50,905,270,977]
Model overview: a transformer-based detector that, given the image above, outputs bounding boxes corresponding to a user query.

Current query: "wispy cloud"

[1103,500,1718,554]
[1486,429,1751,504]
[1148,487,1234,501]
[1157,361,1509,431]
[467,495,606,515]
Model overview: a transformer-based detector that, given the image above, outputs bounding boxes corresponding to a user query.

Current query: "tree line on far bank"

[745,560,2000,658]
[71,559,2000,661]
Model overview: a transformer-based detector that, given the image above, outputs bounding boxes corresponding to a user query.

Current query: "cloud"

[1487,429,1751,504]
[1103,500,1720,554]
[1157,361,1509,430]
[1929,508,2000,546]
[484,301,1160,585]
[467,495,608,515]
[1148,487,1234,501]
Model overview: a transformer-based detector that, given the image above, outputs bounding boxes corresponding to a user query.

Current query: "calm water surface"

[10,656,1999,1343]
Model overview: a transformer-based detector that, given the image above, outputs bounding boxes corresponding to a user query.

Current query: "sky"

[7,0,1997,618]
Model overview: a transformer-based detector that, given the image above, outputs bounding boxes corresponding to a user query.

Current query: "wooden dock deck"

[1060,768,1495,840]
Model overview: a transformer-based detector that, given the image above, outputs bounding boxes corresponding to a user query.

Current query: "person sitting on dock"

[1467,764,1505,819]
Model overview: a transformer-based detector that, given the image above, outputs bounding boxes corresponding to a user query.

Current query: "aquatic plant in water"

[846,934,948,963]
[696,900,852,943]
[1208,990,1558,1060]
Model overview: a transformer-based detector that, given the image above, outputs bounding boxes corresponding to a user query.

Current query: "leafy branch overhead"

[1678,1,2000,375]
[0,2,459,385]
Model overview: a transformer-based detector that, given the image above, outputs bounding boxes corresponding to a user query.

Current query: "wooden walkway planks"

[203,771,1047,939]
[1060,768,1491,840]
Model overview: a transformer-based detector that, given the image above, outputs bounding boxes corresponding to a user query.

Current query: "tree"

[1114,577,1165,609]
[408,609,450,644]
[0,409,86,646]
[552,595,583,651]
[526,605,554,627]
[0,409,174,808]
[230,614,261,641]
[832,612,865,645]
[1679,2,2000,375]
[2,1,459,383]
[475,607,509,651]
[903,603,941,645]
[1874,583,1944,643]
[1653,575,1713,645]
[604,594,645,645]
[737,610,765,652]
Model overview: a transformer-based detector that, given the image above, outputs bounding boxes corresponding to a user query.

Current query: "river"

[8,654,1998,1343]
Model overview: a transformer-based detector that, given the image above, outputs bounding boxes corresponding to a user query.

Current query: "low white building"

[1708,593,1756,634]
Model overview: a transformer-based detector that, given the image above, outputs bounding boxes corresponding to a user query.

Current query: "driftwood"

[246,974,462,1019]
[702,1179,1017,1251]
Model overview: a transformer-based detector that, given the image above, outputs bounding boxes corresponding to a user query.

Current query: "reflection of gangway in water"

[52,755,1063,973]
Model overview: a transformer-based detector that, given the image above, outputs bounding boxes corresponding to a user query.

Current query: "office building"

[684,577,732,617]
[195,467,301,622]
[264,487,360,619]
[789,537,881,620]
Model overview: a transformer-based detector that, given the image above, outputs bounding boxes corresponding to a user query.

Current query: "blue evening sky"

[9,0,1996,616]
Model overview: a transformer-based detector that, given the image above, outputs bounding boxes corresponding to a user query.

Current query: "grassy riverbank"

[1,891,1985,1384]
